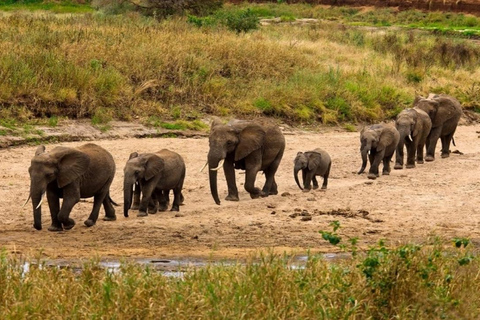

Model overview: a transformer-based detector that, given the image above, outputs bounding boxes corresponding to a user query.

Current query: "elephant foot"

[148,208,158,214]
[441,152,450,158]
[170,206,179,212]
[382,171,390,176]
[137,211,148,217]
[268,190,278,195]
[321,185,327,190]
[63,219,76,230]
[103,215,116,221]
[417,160,424,164]
[302,188,311,193]
[158,204,168,212]
[367,173,377,180]
[48,224,63,232]
[425,155,435,162]
[131,204,140,210]
[394,164,403,170]
[225,194,239,201]
[406,164,416,169]
[312,185,319,190]
[84,219,96,228]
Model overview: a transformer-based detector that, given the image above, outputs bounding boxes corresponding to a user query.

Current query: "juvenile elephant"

[394,108,432,169]
[123,149,185,217]
[414,94,462,161]
[207,118,285,204]
[28,143,117,231]
[358,124,400,180]
[294,148,331,191]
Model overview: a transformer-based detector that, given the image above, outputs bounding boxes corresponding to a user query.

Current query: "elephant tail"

[109,195,119,207]
[452,136,456,147]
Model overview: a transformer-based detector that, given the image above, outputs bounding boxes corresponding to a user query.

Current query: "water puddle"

[22,253,350,277]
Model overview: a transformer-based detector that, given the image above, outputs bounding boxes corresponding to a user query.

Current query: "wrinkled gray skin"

[394,108,432,169]
[414,94,462,161]
[294,148,331,191]
[357,124,400,180]
[208,118,285,205]
[28,143,117,231]
[123,149,185,217]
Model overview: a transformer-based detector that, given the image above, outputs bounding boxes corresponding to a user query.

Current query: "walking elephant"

[206,118,285,204]
[413,94,462,161]
[27,143,117,231]
[123,149,185,217]
[394,108,432,169]
[358,124,400,180]
[294,148,331,191]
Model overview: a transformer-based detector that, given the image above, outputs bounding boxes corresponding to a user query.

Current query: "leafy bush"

[224,8,259,33]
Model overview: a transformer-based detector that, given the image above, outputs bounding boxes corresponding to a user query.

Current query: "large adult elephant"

[413,94,462,161]
[357,123,400,180]
[394,108,432,169]
[28,143,117,231]
[207,118,285,204]
[123,149,185,217]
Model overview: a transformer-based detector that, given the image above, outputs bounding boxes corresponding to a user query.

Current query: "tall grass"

[1,240,480,319]
[0,9,479,124]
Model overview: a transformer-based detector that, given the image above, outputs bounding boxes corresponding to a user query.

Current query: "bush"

[223,8,259,33]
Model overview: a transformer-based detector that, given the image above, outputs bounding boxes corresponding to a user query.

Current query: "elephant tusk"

[200,161,208,173]
[210,159,225,171]
[407,134,413,142]
[35,193,45,210]
[22,195,31,207]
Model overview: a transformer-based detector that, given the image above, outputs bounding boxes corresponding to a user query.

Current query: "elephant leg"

[321,163,331,189]
[262,152,283,196]
[440,132,454,158]
[394,145,404,170]
[148,194,159,214]
[224,159,239,201]
[425,127,441,161]
[171,188,181,212]
[416,140,426,164]
[85,189,109,227]
[57,186,80,230]
[368,151,384,179]
[405,140,417,168]
[102,191,116,221]
[131,182,141,210]
[46,190,62,232]
[158,190,168,212]
[138,183,155,217]
[269,179,278,195]
[303,170,315,191]
[382,154,394,175]
[312,175,319,190]
[244,165,263,199]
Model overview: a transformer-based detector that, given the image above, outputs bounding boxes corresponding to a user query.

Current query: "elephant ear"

[235,124,266,161]
[144,154,164,181]
[376,127,396,152]
[411,110,420,137]
[307,152,322,171]
[55,147,90,188]
[413,95,425,106]
[210,116,223,129]
[35,145,46,156]
[129,152,139,160]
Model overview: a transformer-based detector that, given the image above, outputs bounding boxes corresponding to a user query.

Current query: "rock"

[175,213,185,218]
[281,192,291,197]
[301,216,312,221]
[267,204,276,209]
[270,211,276,215]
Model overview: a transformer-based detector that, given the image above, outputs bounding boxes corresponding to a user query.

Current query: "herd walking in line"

[25,93,463,232]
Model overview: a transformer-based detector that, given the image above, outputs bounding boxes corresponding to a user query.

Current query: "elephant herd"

[25,93,462,232]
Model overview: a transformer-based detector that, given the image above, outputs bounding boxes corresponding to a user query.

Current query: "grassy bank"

[1,239,480,319]
[0,5,479,126]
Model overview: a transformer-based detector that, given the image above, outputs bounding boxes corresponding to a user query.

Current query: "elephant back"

[76,143,116,178]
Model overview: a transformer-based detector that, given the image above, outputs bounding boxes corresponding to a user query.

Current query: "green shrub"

[224,8,259,33]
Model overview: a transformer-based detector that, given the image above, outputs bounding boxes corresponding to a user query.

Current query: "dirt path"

[1,123,479,260]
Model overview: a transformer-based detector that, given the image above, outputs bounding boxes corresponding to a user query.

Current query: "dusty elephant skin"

[123,149,185,217]
[28,143,117,231]
[357,124,400,180]
[394,108,432,169]
[414,94,462,161]
[294,148,331,191]
[207,118,286,204]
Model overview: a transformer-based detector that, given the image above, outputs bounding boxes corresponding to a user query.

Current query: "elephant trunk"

[208,155,223,205]
[294,166,303,190]
[123,180,134,217]
[358,147,369,174]
[31,189,44,230]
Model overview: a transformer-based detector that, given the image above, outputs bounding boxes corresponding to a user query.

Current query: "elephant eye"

[134,170,140,175]
[227,140,234,146]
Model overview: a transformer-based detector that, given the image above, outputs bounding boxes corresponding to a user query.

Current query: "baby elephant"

[294,148,331,191]
[123,149,186,217]
[358,124,400,180]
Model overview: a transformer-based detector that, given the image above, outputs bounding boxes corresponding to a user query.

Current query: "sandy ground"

[1,123,479,261]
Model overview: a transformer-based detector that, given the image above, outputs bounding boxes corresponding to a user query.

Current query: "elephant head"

[28,146,90,230]
[208,120,266,205]
[396,109,419,144]
[413,94,461,128]
[293,151,321,190]
[358,125,384,174]
[123,152,164,217]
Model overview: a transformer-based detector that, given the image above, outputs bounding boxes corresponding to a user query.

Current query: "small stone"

[270,211,276,215]
[267,204,276,209]
[281,192,291,197]
[289,213,298,218]
[307,197,316,201]
[364,181,373,185]
[192,235,199,240]
[175,213,185,218]
[301,216,312,221]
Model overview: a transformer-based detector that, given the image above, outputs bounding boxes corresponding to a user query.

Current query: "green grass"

[1,238,480,319]
[0,1,94,13]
